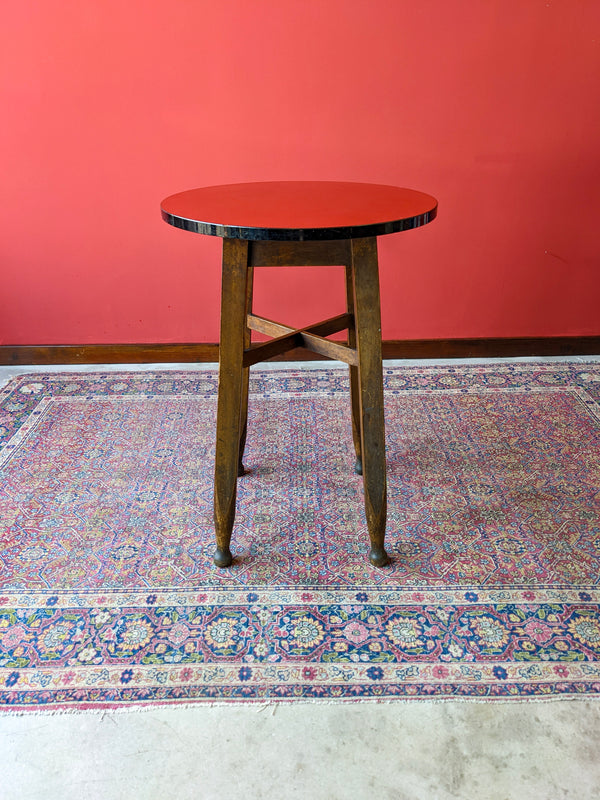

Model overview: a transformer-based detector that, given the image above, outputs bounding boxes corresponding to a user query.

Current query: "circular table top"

[161,181,437,241]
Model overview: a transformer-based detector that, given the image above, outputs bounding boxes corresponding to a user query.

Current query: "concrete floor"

[2,701,600,800]
[2,358,600,800]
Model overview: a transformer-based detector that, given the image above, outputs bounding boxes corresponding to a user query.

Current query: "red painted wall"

[2,0,599,345]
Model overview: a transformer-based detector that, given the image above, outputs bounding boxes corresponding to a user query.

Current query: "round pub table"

[161,181,438,569]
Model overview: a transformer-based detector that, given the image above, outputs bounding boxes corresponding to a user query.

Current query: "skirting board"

[1,338,600,365]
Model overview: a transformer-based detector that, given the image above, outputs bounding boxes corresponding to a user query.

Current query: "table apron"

[248,239,353,268]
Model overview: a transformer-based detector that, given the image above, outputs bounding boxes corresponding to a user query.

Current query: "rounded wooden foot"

[354,457,363,476]
[368,547,390,568]
[214,547,233,568]
[237,462,246,477]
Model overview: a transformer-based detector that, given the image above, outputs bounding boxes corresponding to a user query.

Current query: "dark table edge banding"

[160,206,437,241]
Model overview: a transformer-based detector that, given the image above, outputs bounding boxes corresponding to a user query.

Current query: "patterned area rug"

[1,363,600,710]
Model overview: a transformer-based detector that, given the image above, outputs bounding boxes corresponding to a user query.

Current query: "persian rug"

[1,362,600,711]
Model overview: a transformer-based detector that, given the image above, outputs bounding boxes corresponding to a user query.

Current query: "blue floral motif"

[45,597,58,607]
[247,593,259,602]
[579,592,592,602]
[355,593,368,602]
[5,672,19,687]
[366,666,384,681]
[465,592,479,602]
[239,666,252,682]
[120,669,134,684]
[493,666,508,680]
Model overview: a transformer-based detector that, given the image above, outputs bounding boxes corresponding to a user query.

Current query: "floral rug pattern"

[1,363,600,708]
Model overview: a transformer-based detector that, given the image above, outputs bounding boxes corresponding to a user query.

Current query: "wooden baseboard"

[0,343,220,366]
[1,337,599,366]
[382,337,600,359]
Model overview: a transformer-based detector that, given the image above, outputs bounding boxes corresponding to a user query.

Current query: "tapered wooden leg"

[214,238,250,568]
[351,237,389,567]
[238,266,254,476]
[345,263,362,475]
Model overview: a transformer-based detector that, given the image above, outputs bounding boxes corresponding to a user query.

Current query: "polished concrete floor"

[2,358,600,800]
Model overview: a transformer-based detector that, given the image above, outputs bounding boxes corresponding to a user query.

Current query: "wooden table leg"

[214,238,250,568]
[345,263,362,475]
[238,266,254,476]
[351,237,389,567]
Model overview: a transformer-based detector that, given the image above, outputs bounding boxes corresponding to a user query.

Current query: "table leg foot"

[369,546,390,568]
[214,547,233,568]
[237,462,246,477]
[354,456,363,475]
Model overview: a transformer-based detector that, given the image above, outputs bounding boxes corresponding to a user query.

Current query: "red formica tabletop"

[161,181,437,242]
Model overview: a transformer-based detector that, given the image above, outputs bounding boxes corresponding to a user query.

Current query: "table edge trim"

[160,206,438,241]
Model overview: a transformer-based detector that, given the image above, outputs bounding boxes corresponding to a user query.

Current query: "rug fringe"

[3,692,599,717]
